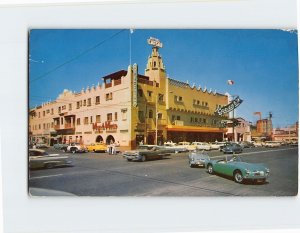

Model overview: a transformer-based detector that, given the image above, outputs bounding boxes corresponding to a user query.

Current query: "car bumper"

[244,172,269,181]
[190,161,206,167]
[124,154,141,161]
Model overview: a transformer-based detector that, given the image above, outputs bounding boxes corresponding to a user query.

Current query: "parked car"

[209,142,224,150]
[123,145,172,162]
[219,142,232,151]
[238,141,255,149]
[35,143,49,149]
[264,141,281,148]
[188,151,210,168]
[223,143,243,154]
[163,142,188,153]
[29,149,72,169]
[206,155,270,184]
[66,143,88,153]
[194,142,211,151]
[53,143,68,150]
[87,143,107,152]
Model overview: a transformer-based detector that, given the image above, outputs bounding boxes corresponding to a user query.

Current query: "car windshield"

[227,156,242,162]
[191,153,209,159]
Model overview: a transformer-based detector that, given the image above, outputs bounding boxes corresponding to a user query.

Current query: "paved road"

[29,146,298,196]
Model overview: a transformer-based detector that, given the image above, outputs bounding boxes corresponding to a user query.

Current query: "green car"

[206,155,270,184]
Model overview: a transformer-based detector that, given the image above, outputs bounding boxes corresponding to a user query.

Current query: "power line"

[29,29,126,84]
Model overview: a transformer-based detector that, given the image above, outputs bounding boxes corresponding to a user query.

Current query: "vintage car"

[29,149,72,169]
[53,143,68,150]
[35,143,49,149]
[86,143,107,152]
[238,141,255,149]
[66,142,88,153]
[206,155,270,183]
[188,151,210,168]
[163,142,188,153]
[194,142,211,151]
[123,145,173,162]
[223,143,243,154]
[264,141,281,148]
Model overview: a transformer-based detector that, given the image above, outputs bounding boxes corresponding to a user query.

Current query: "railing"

[65,123,75,129]
[54,125,60,130]
[105,83,112,88]
[114,79,122,86]
[173,120,184,126]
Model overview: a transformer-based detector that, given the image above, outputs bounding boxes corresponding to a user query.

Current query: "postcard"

[28,29,298,196]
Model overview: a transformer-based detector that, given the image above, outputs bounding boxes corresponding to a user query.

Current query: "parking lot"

[29,146,298,196]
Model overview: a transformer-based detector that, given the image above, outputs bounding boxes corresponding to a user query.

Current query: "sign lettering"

[132,63,138,107]
[215,96,243,116]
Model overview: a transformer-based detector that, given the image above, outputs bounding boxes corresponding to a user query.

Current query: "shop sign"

[92,121,118,132]
[133,63,138,107]
[215,96,243,116]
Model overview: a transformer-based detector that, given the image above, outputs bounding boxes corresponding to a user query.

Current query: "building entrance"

[96,135,104,143]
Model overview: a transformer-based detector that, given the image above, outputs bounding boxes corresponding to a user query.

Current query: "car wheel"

[207,164,214,174]
[45,163,54,169]
[71,148,77,154]
[234,170,244,183]
[189,162,194,168]
[141,155,146,162]
[127,158,132,162]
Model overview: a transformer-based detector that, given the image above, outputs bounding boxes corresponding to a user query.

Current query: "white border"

[0,1,298,233]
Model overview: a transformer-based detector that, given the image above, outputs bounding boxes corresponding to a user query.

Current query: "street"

[29,146,298,196]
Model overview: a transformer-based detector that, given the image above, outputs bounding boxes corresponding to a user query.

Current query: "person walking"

[112,142,116,155]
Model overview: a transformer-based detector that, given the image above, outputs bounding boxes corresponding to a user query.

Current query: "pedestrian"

[140,140,144,145]
[32,143,36,149]
[109,140,114,154]
[112,142,116,155]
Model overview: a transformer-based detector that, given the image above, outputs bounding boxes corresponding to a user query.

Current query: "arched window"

[153,61,156,67]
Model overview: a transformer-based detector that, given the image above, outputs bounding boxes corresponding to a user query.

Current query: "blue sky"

[29,29,298,128]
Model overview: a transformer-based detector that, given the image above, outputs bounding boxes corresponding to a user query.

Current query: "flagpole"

[129,30,132,66]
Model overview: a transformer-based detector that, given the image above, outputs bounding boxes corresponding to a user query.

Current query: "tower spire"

[145,37,166,83]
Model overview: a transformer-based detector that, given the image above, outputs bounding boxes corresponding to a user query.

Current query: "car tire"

[234,170,244,183]
[141,155,146,162]
[127,158,132,162]
[189,162,194,168]
[207,164,214,174]
[71,148,77,154]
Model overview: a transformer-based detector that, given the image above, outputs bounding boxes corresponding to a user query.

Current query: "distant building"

[226,117,251,142]
[29,37,229,149]
[272,122,298,142]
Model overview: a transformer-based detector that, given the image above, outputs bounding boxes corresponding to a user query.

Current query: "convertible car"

[206,155,270,184]
[123,145,173,162]
[188,151,210,167]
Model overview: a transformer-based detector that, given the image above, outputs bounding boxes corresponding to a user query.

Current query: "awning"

[166,125,227,133]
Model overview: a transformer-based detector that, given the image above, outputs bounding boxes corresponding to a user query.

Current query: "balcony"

[157,119,167,125]
[65,123,75,129]
[173,120,184,126]
[54,125,60,130]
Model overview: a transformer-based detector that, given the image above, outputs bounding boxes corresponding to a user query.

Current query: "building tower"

[145,37,166,84]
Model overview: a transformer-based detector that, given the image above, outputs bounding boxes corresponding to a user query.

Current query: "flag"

[130,29,135,34]
[227,80,234,85]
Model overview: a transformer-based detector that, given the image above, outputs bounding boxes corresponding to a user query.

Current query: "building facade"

[226,117,252,142]
[29,38,229,149]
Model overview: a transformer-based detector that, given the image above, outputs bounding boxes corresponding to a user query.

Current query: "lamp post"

[228,94,239,142]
